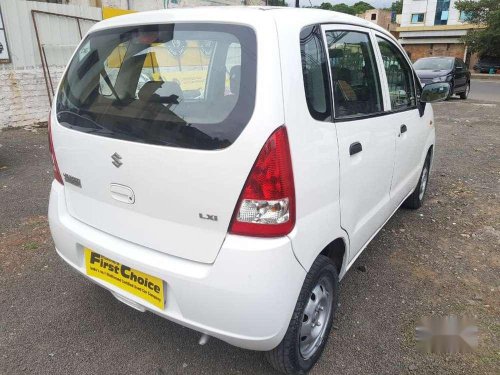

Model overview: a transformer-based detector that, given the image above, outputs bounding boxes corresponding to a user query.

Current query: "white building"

[397,0,482,67]
[400,0,470,27]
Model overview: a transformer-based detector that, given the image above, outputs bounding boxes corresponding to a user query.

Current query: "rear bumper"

[48,181,306,351]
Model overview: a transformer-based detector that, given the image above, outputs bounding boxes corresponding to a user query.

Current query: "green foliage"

[23,242,39,251]
[391,0,403,14]
[332,3,356,15]
[455,0,500,57]
[319,2,334,10]
[352,1,375,15]
[268,0,288,6]
[318,1,374,15]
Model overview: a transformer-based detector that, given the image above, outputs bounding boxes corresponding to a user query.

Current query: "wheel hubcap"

[299,276,333,359]
[419,166,428,201]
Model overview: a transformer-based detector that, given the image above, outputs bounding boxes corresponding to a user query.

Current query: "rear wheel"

[459,81,470,99]
[265,255,339,374]
[403,156,430,209]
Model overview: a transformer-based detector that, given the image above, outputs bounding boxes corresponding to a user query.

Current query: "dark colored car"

[414,57,471,100]
[473,56,500,73]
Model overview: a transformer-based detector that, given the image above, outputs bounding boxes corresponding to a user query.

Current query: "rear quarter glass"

[56,23,257,150]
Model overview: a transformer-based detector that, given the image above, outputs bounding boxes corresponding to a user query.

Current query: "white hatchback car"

[48,7,449,374]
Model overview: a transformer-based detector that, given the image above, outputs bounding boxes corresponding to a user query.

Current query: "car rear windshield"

[56,23,257,150]
[414,57,453,70]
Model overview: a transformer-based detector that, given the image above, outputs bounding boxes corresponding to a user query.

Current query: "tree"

[352,1,374,15]
[319,2,334,10]
[455,0,500,57]
[390,0,403,14]
[317,2,376,16]
[331,3,356,15]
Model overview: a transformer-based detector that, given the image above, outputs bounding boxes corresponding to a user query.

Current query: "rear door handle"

[349,142,362,156]
[110,183,135,204]
[400,124,407,134]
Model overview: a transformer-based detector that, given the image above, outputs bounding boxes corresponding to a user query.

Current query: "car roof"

[88,6,395,41]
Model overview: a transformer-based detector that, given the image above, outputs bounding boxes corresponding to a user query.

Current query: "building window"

[459,11,471,22]
[411,13,424,23]
[434,0,450,25]
[371,13,377,20]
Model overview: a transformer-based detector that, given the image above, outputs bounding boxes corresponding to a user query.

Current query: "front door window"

[325,30,383,119]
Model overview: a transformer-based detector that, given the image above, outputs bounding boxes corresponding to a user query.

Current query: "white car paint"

[48,7,435,351]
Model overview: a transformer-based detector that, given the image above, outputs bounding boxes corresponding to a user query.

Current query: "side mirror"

[420,82,450,103]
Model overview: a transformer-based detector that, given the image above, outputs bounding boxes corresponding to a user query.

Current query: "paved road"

[469,79,500,102]
[1,100,499,375]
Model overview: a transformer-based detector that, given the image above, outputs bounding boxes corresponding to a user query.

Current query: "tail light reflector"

[229,126,295,237]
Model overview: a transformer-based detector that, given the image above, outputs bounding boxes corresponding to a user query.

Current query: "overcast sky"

[290,0,394,8]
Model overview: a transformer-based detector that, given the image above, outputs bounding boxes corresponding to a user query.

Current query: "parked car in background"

[414,57,471,99]
[473,56,500,73]
[48,7,449,374]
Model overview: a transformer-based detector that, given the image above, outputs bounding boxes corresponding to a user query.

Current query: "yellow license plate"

[84,248,165,309]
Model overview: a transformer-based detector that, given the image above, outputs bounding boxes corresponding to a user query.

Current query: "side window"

[325,30,383,119]
[300,25,331,121]
[376,36,416,111]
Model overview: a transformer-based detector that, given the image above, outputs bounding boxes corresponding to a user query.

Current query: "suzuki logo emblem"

[111,152,123,168]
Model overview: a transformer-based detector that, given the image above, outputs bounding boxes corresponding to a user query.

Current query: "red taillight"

[48,112,64,185]
[229,126,295,237]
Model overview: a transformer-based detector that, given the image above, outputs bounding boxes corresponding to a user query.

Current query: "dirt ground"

[0,97,499,375]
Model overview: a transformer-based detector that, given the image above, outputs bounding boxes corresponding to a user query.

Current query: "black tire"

[403,155,431,209]
[265,255,339,375]
[459,81,470,99]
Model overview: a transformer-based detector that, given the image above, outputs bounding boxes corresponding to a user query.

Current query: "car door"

[373,33,426,207]
[454,58,467,91]
[321,25,395,258]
